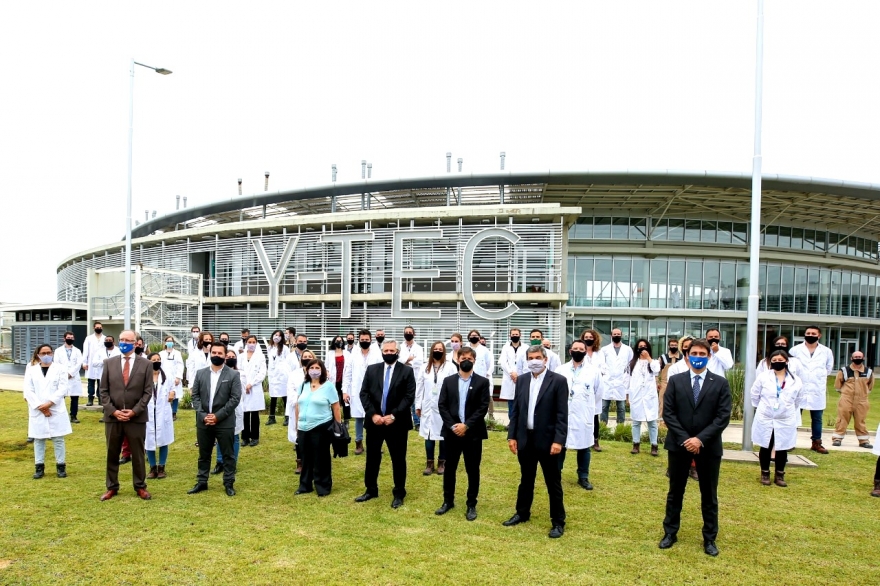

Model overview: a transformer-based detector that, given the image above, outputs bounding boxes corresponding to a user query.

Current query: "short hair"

[164,335,174,342]
[705,328,721,337]
[296,333,308,341]
[304,359,329,384]
[526,345,547,358]
[804,325,822,334]
[530,328,543,337]
[286,327,297,336]
[450,332,463,342]
[94,321,103,326]
[358,329,371,339]
[689,339,712,354]
[458,346,476,360]
[119,330,137,341]
[64,331,74,337]
[210,341,228,352]
[190,325,200,331]
[468,329,481,338]
[241,328,250,334]
[381,339,399,352]
[570,339,586,351]
[219,332,230,340]
[404,325,415,333]
[346,331,355,337]
[510,328,521,335]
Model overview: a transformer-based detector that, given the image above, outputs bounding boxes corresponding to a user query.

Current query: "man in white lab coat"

[343,329,383,455]
[516,329,560,375]
[705,328,734,378]
[600,328,632,426]
[789,325,835,454]
[398,325,424,428]
[499,328,526,418]
[54,332,83,423]
[82,321,105,406]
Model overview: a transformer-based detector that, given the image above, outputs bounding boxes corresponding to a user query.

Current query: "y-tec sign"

[253,228,520,321]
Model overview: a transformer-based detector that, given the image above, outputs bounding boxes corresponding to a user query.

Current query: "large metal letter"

[321,232,376,319]
[392,229,443,319]
[252,236,299,319]
[462,228,520,320]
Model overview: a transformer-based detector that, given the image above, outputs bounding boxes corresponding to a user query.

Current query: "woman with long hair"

[756,335,802,378]
[325,335,349,421]
[266,329,290,426]
[239,335,266,447]
[160,335,184,421]
[627,339,660,456]
[145,352,175,479]
[23,344,72,479]
[580,329,607,451]
[416,340,458,475]
[294,358,341,496]
[287,349,317,474]
[447,333,464,370]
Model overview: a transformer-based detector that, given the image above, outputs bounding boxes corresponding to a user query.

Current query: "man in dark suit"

[435,346,491,521]
[99,329,153,501]
[659,338,732,557]
[503,345,569,538]
[355,339,416,508]
[188,341,242,496]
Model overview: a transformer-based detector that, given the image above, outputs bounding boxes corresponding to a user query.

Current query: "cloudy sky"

[2,1,878,303]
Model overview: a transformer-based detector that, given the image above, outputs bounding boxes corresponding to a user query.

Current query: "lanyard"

[775,379,785,399]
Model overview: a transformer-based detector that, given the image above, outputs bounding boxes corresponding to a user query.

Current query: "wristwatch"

[389,414,396,421]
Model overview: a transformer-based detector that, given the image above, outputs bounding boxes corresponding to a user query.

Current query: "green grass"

[1,390,879,585]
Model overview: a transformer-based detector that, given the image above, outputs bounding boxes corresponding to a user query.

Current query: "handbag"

[330,418,351,458]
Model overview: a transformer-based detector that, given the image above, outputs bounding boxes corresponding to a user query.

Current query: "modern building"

[53,171,880,370]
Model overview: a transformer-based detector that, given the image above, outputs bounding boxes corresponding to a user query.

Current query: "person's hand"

[382,415,395,425]
[416,409,421,417]
[68,373,74,379]
[120,409,135,419]
[83,364,89,371]
[550,442,563,455]
[683,437,702,454]
[452,423,467,437]
[168,391,176,401]
[508,439,518,455]
[510,372,518,383]
[405,355,414,364]
[204,414,217,426]
[711,342,720,353]
[246,384,252,392]
[38,403,52,417]
[113,410,129,422]
[343,393,350,404]
[372,414,383,425]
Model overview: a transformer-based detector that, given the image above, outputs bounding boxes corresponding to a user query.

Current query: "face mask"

[530,338,542,346]
[775,345,788,351]
[404,333,414,342]
[421,348,439,361]
[359,341,371,350]
[165,341,174,349]
[688,355,709,370]
[65,338,74,345]
[527,359,545,373]
[192,332,199,339]
[284,333,290,341]
[584,338,595,347]
[853,358,865,365]
[225,358,237,368]
[273,336,282,343]
[347,339,354,345]
[152,361,162,371]
[375,336,385,344]
[451,342,461,351]
[210,355,225,366]
[637,347,648,354]
[469,336,480,345]
[770,362,787,371]
[104,341,114,348]
[510,336,520,344]
[39,355,53,365]
[382,353,398,365]
[668,346,678,354]
[220,339,229,345]
[804,335,819,344]
[134,346,144,355]
[308,369,322,379]
[570,350,586,363]
[459,359,474,372]
[334,340,344,349]
[246,344,256,352]
[119,342,134,354]
[94,327,103,334]
[611,336,622,343]
[707,338,720,345]
[296,343,308,351]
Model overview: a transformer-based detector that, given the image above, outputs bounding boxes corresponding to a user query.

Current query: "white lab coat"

[325,350,348,386]
[267,345,290,398]
[788,343,834,410]
[750,370,803,451]
[469,343,493,379]
[416,360,458,441]
[342,346,382,418]
[82,334,105,380]
[232,370,245,435]
[285,375,301,444]
[89,345,120,381]
[160,348,185,396]
[584,348,608,374]
[601,343,633,401]
[399,341,425,375]
[667,359,690,378]
[23,363,72,439]
[516,346,561,376]
[499,343,526,400]
[238,349,267,412]
[186,349,211,386]
[873,423,880,456]
[145,369,176,451]
[54,345,83,397]
[756,355,803,379]
[628,359,661,422]
[708,346,734,378]
[555,360,603,449]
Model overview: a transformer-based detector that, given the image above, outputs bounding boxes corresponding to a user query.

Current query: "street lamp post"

[125,59,171,330]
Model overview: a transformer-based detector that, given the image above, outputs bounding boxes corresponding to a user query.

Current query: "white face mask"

[273,336,282,343]
[192,332,199,339]
[527,359,545,373]
[308,369,321,379]
[247,343,256,352]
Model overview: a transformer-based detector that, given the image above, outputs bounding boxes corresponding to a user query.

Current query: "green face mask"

[530,338,542,346]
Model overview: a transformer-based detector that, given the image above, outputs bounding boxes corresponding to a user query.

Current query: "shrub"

[727,367,745,421]
[485,417,508,432]
[147,342,165,354]
[179,390,193,410]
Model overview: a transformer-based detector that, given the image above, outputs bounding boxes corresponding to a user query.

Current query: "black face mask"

[65,338,74,345]
[853,358,865,365]
[638,347,648,354]
[94,327,103,334]
[770,362,787,371]
[611,336,622,343]
[359,341,371,350]
[775,345,787,351]
[346,339,354,345]
[226,358,237,369]
[804,335,819,344]
[584,338,595,347]
[134,347,144,355]
[382,353,398,365]
[104,341,114,348]
[459,359,474,372]
[375,336,385,344]
[668,346,678,354]
[432,350,445,361]
[707,338,720,345]
[510,336,520,344]
[334,340,344,349]
[210,356,225,366]
[404,333,414,341]
[468,336,480,345]
[220,339,229,345]
[296,343,308,351]
[151,361,162,371]
[570,350,586,363]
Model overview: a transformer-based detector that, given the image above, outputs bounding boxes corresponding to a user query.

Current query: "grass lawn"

[1,390,879,585]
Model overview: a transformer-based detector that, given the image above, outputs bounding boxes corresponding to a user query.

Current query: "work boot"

[266,416,277,426]
[811,440,828,454]
[860,441,874,449]
[157,465,167,479]
[295,459,303,475]
[760,470,771,486]
[630,443,640,455]
[147,466,158,479]
[56,463,67,478]
[774,471,787,487]
[86,399,94,407]
[436,460,446,475]
[689,466,699,481]
[33,464,45,479]
[871,479,880,497]
[650,444,658,457]
[423,459,435,476]
[355,440,364,455]
[70,415,80,424]
[283,416,289,427]
[593,440,602,452]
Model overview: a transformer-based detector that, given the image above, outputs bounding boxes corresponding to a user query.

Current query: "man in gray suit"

[187,341,242,496]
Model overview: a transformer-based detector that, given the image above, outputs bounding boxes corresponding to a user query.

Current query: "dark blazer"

[360,361,416,431]
[438,372,491,441]
[99,354,153,423]
[507,369,568,453]
[191,365,242,430]
[663,370,732,457]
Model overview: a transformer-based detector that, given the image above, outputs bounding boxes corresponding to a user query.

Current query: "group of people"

[21,320,879,551]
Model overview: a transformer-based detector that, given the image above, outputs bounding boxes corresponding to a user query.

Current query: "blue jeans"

[411,403,421,426]
[146,445,169,467]
[601,400,626,425]
[171,398,179,414]
[87,378,99,401]
[217,434,241,463]
[809,409,823,441]
[558,447,591,479]
[507,400,514,417]
[632,420,659,445]
[425,439,447,461]
[354,417,364,442]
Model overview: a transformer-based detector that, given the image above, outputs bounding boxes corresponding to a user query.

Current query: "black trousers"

[269,397,286,417]
[364,424,408,499]
[663,449,721,541]
[298,423,333,495]
[758,431,788,472]
[69,396,79,419]
[443,435,483,507]
[336,381,350,420]
[197,425,236,486]
[593,414,600,442]
[242,411,260,442]
[105,421,146,491]
[515,436,566,526]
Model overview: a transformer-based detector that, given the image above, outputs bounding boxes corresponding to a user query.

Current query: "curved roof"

[131,170,880,239]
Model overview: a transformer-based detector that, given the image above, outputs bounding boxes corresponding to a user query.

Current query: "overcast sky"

[2,1,878,304]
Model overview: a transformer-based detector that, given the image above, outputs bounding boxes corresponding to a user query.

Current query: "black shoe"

[56,464,67,478]
[119,456,131,465]
[435,502,454,515]
[466,507,477,521]
[225,485,236,497]
[187,483,208,494]
[659,533,677,549]
[283,416,289,427]
[87,400,94,407]
[266,416,277,425]
[502,513,528,527]
[26,437,34,444]
[354,492,377,503]
[294,487,312,495]
[249,439,259,447]
[578,478,594,490]
[704,540,719,556]
[211,463,222,475]
[172,413,177,421]
[548,525,564,539]
[33,463,45,479]
[70,417,80,424]
[391,497,404,509]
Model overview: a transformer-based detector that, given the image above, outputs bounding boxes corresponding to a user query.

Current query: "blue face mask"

[165,341,174,349]
[688,355,709,370]
[119,342,135,355]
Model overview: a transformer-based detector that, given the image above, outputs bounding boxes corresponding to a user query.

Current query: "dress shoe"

[466,507,477,521]
[502,513,528,527]
[157,465,167,479]
[136,488,152,500]
[658,533,677,549]
[811,439,828,454]
[578,478,594,490]
[704,540,719,556]
[249,439,259,447]
[548,525,564,539]
[435,502,454,515]
[70,416,80,424]
[119,456,132,465]
[187,483,209,494]
[225,485,236,497]
[147,466,158,480]
[294,487,312,495]
[355,440,364,455]
[266,416,277,425]
[860,442,874,449]
[689,466,699,481]
[354,492,377,503]
[832,439,842,447]
[391,497,404,509]
[100,489,118,501]
[211,463,223,475]
[33,463,45,479]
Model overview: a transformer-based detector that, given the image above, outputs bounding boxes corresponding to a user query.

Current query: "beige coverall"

[833,365,874,444]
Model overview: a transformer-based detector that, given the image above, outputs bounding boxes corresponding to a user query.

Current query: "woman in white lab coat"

[871,426,880,497]
[266,330,291,426]
[416,341,458,476]
[53,332,83,423]
[214,349,246,476]
[160,335,184,421]
[580,329,607,451]
[23,344,72,479]
[342,332,382,455]
[239,335,266,447]
[751,349,803,487]
[627,339,660,456]
[89,336,120,400]
[185,332,214,389]
[287,350,317,474]
[325,336,349,420]
[555,339,603,489]
[755,335,802,378]
[145,353,175,479]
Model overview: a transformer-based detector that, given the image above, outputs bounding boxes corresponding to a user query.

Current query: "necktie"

[692,374,701,403]
[123,357,131,386]
[381,365,391,415]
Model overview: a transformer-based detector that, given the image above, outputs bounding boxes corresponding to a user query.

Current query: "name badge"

[771,401,779,411]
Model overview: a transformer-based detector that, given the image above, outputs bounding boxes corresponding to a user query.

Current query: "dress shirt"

[527,368,547,430]
[118,353,135,371]
[458,374,471,424]
[381,361,397,414]
[209,367,222,413]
